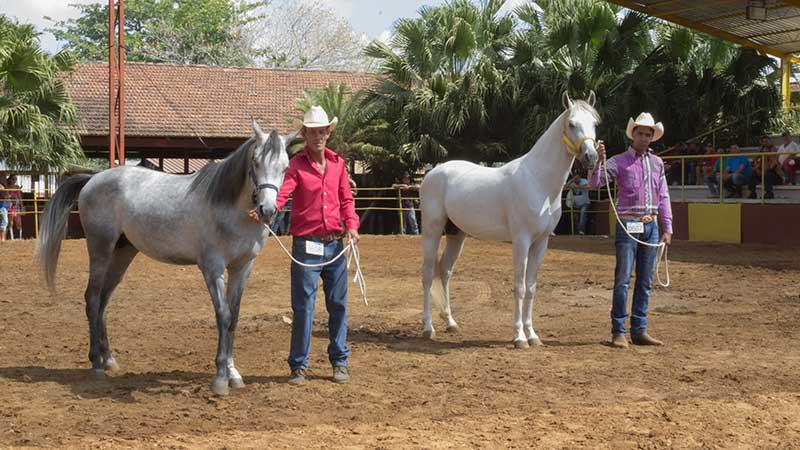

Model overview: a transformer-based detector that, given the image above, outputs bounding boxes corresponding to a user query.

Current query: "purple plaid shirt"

[588,147,673,234]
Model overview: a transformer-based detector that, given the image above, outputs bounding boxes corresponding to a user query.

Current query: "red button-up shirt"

[276,147,360,236]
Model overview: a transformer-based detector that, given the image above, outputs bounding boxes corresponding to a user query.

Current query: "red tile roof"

[63,62,377,138]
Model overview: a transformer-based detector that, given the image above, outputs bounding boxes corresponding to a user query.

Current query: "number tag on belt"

[626,221,644,234]
[305,240,324,256]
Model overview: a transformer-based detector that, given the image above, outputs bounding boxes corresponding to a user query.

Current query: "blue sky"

[0,0,526,53]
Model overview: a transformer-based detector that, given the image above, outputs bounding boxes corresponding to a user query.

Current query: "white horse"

[420,92,600,348]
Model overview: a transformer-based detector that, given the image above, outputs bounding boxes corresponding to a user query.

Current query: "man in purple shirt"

[589,112,673,349]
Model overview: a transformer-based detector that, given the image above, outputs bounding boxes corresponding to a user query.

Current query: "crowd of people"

[665,132,800,199]
[0,174,23,241]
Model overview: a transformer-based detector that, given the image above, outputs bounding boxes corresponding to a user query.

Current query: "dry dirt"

[0,235,799,449]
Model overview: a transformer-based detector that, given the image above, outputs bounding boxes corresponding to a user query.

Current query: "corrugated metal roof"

[608,0,800,60]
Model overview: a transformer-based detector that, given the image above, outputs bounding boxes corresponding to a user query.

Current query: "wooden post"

[782,56,792,112]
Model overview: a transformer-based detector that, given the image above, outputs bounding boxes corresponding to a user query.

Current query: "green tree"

[508,0,779,153]
[292,83,404,182]
[363,0,515,169]
[48,0,266,66]
[0,16,84,170]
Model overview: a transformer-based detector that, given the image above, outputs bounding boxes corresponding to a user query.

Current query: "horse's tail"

[35,174,93,291]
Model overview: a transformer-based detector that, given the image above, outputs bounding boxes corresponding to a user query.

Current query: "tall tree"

[253,0,369,70]
[363,0,515,168]
[48,0,266,66]
[0,16,84,170]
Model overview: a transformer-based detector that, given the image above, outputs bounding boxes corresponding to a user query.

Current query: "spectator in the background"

[778,131,800,185]
[566,171,591,235]
[0,180,7,242]
[666,142,687,186]
[391,172,420,235]
[749,144,783,199]
[5,175,23,239]
[703,144,721,197]
[715,145,751,198]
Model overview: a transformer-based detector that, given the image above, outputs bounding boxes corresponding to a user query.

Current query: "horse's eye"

[569,122,576,130]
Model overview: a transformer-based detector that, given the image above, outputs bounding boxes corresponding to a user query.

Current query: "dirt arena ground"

[1,235,799,449]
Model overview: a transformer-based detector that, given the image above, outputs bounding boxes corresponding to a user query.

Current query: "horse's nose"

[259,204,277,222]
[583,149,598,170]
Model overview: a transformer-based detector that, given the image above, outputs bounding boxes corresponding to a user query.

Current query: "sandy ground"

[0,235,799,449]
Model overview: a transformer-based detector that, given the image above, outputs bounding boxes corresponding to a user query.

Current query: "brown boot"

[631,332,664,346]
[611,333,629,349]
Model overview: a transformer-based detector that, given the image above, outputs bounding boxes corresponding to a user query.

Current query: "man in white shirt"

[777,131,800,185]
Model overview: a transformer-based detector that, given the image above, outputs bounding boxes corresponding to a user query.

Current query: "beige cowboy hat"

[626,112,664,142]
[302,105,338,131]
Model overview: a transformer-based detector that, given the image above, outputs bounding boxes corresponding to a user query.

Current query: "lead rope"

[600,151,670,288]
[263,224,368,305]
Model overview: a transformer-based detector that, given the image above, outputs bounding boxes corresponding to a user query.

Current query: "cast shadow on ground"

[0,366,286,402]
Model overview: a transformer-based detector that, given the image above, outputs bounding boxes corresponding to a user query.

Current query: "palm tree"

[362,0,515,167]
[0,16,84,170]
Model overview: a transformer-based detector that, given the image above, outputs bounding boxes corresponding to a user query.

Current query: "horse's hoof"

[211,378,229,396]
[229,377,245,389]
[89,369,106,380]
[513,339,530,349]
[422,329,436,340]
[445,324,460,333]
[528,337,544,347]
[103,358,119,372]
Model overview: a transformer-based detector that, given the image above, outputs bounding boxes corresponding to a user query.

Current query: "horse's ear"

[587,90,596,107]
[283,130,300,148]
[562,91,574,109]
[252,120,267,147]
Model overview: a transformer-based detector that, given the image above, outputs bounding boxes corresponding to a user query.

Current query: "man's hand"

[346,228,361,245]
[596,140,606,160]
[661,232,672,246]
[247,208,260,223]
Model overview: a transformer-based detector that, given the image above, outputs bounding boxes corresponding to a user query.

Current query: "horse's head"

[250,120,293,223]
[561,91,599,170]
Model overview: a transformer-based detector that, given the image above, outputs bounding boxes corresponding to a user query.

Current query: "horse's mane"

[188,137,254,206]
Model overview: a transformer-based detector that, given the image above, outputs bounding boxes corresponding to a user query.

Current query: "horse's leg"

[200,257,231,396]
[421,233,440,339]
[84,235,116,376]
[97,242,139,371]
[439,231,466,332]
[511,238,531,349]
[224,259,254,390]
[523,238,548,347]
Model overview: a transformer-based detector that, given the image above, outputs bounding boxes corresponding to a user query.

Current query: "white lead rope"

[262,224,368,305]
[600,153,670,288]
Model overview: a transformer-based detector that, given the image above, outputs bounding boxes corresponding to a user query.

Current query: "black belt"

[295,233,343,243]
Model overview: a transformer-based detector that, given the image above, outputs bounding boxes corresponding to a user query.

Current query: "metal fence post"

[397,188,404,235]
[761,154,766,205]
[34,193,39,240]
[719,155,724,204]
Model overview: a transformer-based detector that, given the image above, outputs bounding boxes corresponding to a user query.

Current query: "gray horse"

[36,121,291,396]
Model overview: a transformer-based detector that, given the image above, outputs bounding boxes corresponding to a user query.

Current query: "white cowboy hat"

[302,105,338,131]
[626,112,664,142]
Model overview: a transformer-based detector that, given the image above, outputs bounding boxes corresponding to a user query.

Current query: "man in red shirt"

[252,106,360,386]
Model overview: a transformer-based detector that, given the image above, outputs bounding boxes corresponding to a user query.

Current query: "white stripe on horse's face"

[251,130,290,221]
[567,106,599,169]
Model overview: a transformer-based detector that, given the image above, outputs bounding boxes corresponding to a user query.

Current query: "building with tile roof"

[63,62,377,172]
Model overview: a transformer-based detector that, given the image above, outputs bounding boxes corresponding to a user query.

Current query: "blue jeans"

[612,220,659,335]
[575,203,589,234]
[289,238,350,370]
[403,209,419,235]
